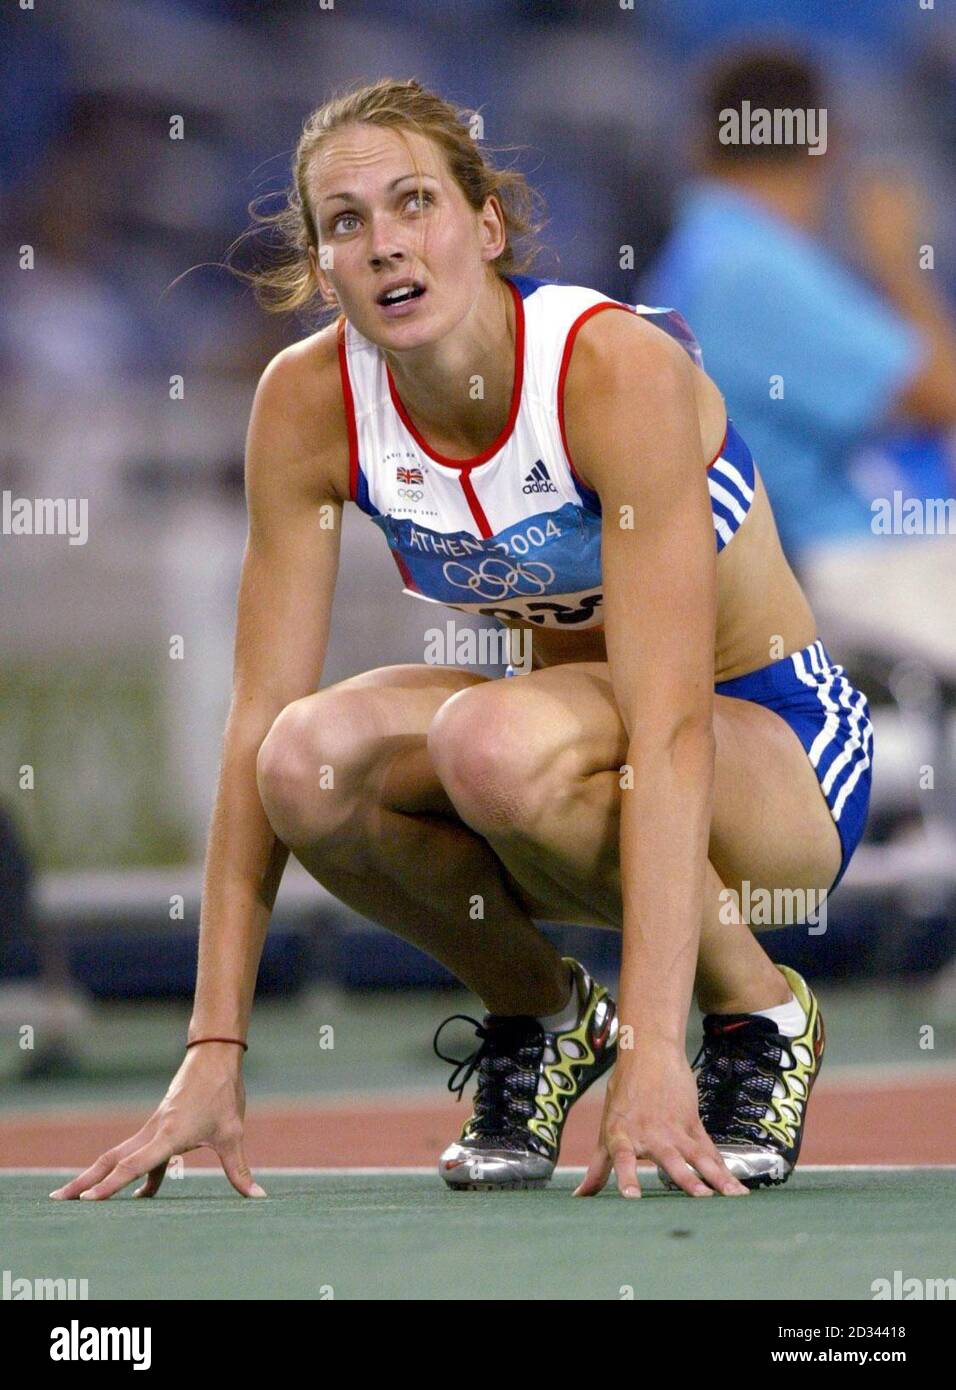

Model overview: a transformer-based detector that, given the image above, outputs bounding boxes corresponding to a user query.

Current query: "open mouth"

[376,282,426,307]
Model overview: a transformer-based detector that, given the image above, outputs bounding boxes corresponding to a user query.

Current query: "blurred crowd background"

[3,0,956,1024]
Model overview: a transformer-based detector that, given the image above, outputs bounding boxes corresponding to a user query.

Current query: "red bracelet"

[186,1037,248,1052]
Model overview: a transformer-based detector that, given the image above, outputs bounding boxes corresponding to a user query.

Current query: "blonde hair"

[227,77,546,320]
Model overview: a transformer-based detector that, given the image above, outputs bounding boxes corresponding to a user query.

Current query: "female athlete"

[52,78,872,1204]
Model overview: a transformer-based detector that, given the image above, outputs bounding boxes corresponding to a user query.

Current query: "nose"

[366,212,408,270]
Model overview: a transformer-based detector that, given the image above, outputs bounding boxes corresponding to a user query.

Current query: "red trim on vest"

[391,549,417,590]
[557,301,635,495]
[384,279,525,470]
[557,301,727,488]
[457,466,494,540]
[706,425,729,470]
[336,317,359,501]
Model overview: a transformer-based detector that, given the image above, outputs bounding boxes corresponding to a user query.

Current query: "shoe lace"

[433,1013,545,1139]
[693,1017,787,1147]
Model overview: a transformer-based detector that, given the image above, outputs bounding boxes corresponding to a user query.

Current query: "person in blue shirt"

[642,47,956,563]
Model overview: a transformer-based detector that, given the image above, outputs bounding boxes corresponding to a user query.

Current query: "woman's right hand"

[49,1042,265,1201]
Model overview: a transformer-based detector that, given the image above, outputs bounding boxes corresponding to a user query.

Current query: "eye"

[404,189,434,213]
[331,211,360,235]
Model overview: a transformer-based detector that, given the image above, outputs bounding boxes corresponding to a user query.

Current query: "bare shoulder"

[249,322,350,505]
[567,306,692,394]
[564,305,726,461]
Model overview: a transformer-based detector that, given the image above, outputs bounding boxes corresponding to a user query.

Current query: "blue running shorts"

[505,637,873,893]
[714,638,873,891]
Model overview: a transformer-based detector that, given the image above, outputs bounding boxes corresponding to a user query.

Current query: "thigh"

[448,660,842,896]
[709,692,843,894]
[318,662,490,816]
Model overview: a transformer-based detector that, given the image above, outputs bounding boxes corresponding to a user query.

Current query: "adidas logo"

[522,460,558,494]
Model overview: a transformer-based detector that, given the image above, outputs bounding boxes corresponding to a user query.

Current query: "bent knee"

[427,685,578,834]
[256,694,373,844]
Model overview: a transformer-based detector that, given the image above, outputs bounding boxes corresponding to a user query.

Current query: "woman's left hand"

[575,1044,750,1199]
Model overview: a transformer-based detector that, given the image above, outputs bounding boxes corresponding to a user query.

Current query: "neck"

[384,273,516,456]
[709,164,824,234]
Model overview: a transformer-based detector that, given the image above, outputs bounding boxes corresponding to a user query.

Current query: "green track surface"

[2,1169,954,1301]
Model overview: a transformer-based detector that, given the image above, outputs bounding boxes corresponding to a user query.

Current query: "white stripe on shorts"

[821,685,869,798]
[832,713,874,822]
[710,457,755,503]
[708,477,748,525]
[792,649,844,768]
[712,512,733,547]
[793,642,872,823]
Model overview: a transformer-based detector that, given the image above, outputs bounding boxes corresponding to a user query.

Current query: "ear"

[310,244,338,305]
[478,194,507,265]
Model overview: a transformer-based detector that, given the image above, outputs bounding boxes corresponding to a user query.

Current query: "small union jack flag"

[396,466,424,485]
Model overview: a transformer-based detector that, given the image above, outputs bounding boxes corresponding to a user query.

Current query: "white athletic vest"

[337,275,755,631]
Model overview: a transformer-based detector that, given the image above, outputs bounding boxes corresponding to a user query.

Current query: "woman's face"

[307,122,506,349]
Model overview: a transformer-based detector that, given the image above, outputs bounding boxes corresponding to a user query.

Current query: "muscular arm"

[189,336,347,1045]
[47,336,350,1203]
[563,310,718,1051]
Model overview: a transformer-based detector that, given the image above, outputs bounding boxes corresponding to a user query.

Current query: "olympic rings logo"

[442,555,555,599]
[397,487,424,500]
